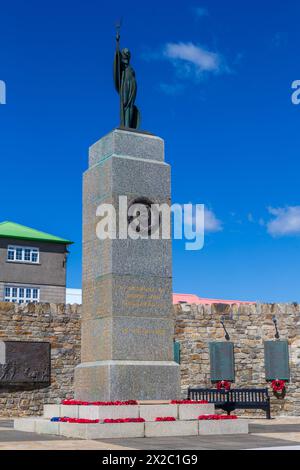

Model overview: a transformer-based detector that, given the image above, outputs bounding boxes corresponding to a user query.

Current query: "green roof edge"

[0,221,73,245]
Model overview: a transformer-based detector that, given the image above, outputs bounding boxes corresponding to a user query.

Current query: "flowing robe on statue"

[114,50,140,129]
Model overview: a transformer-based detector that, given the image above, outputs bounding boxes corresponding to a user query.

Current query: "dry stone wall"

[174,302,300,417]
[0,301,299,417]
[0,302,81,417]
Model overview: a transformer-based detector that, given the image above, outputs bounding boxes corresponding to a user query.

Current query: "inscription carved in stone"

[125,286,165,309]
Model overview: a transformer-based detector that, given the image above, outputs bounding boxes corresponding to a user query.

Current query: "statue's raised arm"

[113,30,121,93]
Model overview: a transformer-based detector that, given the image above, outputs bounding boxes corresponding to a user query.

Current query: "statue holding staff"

[113,23,140,129]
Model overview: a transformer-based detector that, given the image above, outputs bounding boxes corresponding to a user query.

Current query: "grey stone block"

[145,421,198,437]
[139,404,178,421]
[110,238,172,278]
[89,128,164,166]
[83,207,172,281]
[60,405,79,418]
[81,274,173,323]
[77,404,139,420]
[59,422,88,439]
[14,418,38,432]
[36,420,60,436]
[78,405,100,421]
[84,156,170,208]
[81,316,174,362]
[86,422,145,439]
[97,405,139,420]
[111,156,170,199]
[198,419,249,435]
[43,404,61,419]
[75,361,181,402]
[59,421,145,439]
[178,404,215,421]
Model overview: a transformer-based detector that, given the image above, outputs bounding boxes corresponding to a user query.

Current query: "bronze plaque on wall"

[0,341,51,386]
[209,342,235,382]
[264,340,290,381]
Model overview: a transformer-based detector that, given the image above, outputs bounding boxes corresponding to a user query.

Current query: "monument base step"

[14,417,249,439]
[74,361,181,402]
[43,402,215,421]
[14,401,248,439]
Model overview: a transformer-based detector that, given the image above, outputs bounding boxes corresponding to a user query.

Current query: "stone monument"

[13,32,248,441]
[74,30,180,401]
[74,128,181,401]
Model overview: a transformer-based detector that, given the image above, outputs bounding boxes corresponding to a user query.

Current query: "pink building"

[173,293,255,306]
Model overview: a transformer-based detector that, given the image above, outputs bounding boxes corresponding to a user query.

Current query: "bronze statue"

[113,24,140,129]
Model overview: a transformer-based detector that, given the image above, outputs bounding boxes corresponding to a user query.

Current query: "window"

[7,245,39,264]
[16,248,22,260]
[7,247,14,260]
[4,286,40,304]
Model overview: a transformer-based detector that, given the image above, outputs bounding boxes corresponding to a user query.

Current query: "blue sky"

[1,0,300,302]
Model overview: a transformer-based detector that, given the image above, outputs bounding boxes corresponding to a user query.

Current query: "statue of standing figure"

[113,25,140,129]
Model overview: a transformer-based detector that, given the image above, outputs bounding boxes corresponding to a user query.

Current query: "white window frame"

[7,245,39,264]
[4,286,40,304]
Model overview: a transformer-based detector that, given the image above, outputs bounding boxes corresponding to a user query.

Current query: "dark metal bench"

[188,387,271,419]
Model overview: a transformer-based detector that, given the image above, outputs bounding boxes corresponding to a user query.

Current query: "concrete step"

[43,402,215,421]
[14,417,249,439]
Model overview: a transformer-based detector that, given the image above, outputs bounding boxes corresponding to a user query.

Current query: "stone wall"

[0,302,81,417]
[174,303,300,417]
[1,301,300,417]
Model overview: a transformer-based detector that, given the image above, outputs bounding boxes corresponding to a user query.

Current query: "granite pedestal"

[74,128,180,401]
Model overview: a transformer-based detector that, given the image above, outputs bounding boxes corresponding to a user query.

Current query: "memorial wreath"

[271,379,286,398]
[216,380,231,391]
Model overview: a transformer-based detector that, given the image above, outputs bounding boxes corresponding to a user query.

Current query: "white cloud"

[163,42,229,79]
[205,208,223,232]
[267,206,300,237]
[142,38,231,94]
[183,207,222,233]
[164,42,220,73]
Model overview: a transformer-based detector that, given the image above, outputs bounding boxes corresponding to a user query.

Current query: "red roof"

[173,293,255,306]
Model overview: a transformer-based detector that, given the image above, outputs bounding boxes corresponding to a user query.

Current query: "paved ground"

[1,418,300,450]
